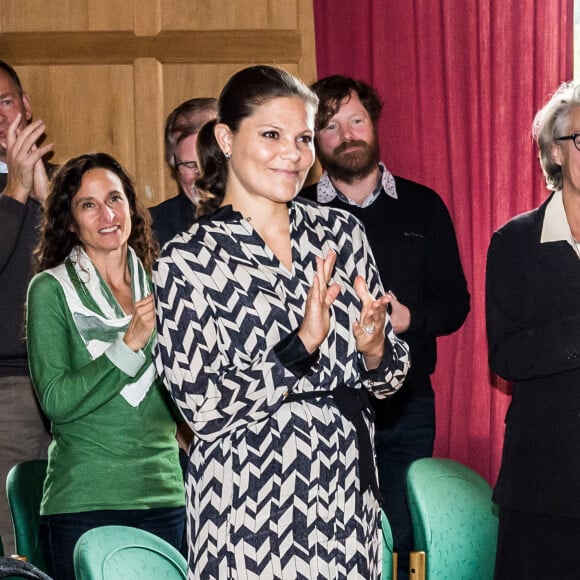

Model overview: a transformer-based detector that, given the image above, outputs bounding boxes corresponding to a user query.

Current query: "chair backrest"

[73,525,187,580]
[381,510,395,580]
[5,460,48,571]
[406,458,498,580]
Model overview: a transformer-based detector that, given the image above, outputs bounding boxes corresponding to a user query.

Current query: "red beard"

[317,137,380,184]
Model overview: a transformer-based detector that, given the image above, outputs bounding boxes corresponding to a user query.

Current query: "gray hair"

[164,98,218,167]
[533,81,580,191]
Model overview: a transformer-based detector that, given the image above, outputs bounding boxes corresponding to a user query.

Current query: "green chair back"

[406,458,498,580]
[5,461,48,572]
[381,510,395,580]
[73,525,187,580]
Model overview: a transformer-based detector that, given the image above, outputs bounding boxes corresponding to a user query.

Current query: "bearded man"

[300,75,470,580]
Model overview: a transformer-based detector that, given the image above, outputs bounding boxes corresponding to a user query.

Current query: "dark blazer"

[486,192,580,516]
[149,192,196,248]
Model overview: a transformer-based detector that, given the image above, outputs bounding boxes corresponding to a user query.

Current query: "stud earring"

[224,151,231,159]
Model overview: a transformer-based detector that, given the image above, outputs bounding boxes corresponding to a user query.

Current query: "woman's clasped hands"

[298,250,394,370]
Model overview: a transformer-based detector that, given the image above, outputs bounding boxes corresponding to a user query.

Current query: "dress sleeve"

[350,217,411,398]
[27,272,150,423]
[153,254,314,441]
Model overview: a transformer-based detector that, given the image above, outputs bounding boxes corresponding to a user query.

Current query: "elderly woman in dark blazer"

[487,80,580,579]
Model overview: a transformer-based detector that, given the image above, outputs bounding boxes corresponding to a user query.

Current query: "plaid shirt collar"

[316,162,397,207]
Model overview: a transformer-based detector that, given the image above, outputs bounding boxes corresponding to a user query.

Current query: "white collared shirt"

[540,190,580,257]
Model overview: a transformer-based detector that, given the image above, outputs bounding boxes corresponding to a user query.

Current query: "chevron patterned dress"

[153,200,410,579]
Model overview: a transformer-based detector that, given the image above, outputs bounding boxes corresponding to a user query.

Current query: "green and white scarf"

[46,245,156,407]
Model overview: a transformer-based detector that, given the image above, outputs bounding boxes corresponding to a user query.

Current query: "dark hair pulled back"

[195,65,318,216]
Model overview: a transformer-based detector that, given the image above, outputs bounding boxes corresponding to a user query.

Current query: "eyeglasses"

[174,156,200,174]
[556,134,580,152]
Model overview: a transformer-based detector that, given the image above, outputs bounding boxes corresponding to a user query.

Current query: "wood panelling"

[0,31,303,65]
[16,65,136,168]
[0,0,317,205]
[134,0,162,36]
[162,0,297,30]
[1,0,134,32]
[134,58,164,206]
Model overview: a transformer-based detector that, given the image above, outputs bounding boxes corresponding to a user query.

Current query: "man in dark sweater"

[301,75,470,580]
[0,60,53,556]
[150,98,217,247]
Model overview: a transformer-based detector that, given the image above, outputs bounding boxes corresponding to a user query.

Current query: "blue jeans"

[40,506,185,580]
[375,385,435,580]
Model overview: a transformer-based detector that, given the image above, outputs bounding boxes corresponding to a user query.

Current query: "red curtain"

[313,0,572,483]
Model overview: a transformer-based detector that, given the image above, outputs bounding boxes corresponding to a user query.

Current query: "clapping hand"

[298,251,341,354]
[353,276,395,370]
[123,294,156,352]
[2,114,53,204]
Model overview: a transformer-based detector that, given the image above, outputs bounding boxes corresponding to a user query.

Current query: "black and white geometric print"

[154,199,410,579]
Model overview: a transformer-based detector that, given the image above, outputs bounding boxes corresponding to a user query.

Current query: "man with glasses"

[300,75,470,580]
[150,98,217,247]
[0,59,53,556]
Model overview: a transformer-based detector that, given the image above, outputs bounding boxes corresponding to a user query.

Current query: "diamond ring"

[362,322,376,335]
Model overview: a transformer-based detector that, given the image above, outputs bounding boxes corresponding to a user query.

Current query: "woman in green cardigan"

[26,153,185,580]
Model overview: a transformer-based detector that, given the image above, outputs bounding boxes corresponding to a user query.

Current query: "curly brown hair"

[34,153,158,273]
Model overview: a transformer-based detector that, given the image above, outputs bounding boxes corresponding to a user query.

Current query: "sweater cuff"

[105,338,146,377]
[273,329,319,377]
[0,194,27,212]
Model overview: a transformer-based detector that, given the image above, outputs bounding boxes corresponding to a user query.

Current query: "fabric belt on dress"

[284,383,382,503]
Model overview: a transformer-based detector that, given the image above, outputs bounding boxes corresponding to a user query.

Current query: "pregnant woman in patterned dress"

[153,65,410,579]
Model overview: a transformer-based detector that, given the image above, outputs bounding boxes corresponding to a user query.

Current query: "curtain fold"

[313,0,573,483]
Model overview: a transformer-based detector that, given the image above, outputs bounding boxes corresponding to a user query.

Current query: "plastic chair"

[406,458,498,580]
[5,461,48,572]
[73,525,188,580]
[381,509,397,580]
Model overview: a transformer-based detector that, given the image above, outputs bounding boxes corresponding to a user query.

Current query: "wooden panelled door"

[0,0,317,205]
